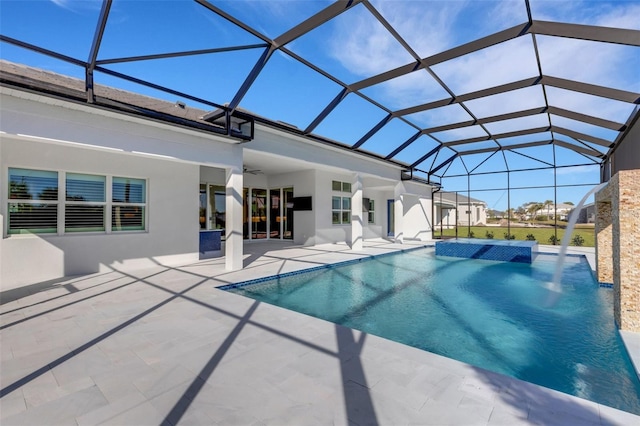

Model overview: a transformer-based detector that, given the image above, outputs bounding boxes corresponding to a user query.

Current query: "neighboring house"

[572,203,596,224]
[550,203,575,221]
[433,192,488,227]
[0,61,435,291]
[525,203,575,221]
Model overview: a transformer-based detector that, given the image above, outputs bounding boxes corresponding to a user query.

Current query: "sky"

[0,0,638,211]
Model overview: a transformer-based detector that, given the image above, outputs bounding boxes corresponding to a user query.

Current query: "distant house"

[572,203,596,224]
[525,203,574,221]
[433,192,488,227]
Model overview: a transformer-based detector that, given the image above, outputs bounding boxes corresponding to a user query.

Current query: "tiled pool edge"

[217,244,434,290]
[435,238,538,263]
[219,246,592,291]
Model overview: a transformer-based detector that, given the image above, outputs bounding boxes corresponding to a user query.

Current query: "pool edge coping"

[217,244,434,290]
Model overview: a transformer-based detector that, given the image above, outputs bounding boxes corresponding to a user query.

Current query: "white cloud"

[50,0,102,13]
[327,1,467,107]
[50,0,72,9]
[537,35,639,92]
[431,36,540,95]
[327,4,416,77]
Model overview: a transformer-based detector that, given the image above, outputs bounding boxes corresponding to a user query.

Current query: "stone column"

[351,174,363,251]
[595,183,613,285]
[225,165,243,271]
[612,170,640,331]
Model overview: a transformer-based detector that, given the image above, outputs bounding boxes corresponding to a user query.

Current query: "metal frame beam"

[385,131,423,159]
[553,140,604,158]
[551,125,613,147]
[96,44,268,65]
[94,66,224,109]
[529,20,640,46]
[194,0,271,43]
[508,145,555,167]
[541,75,640,104]
[352,113,393,149]
[503,140,552,151]
[547,106,626,131]
[410,145,441,169]
[227,46,274,112]
[274,0,362,47]
[430,153,458,176]
[395,77,539,117]
[443,126,550,147]
[349,23,530,91]
[86,0,112,102]
[0,35,87,67]
[304,88,349,134]
[458,139,551,156]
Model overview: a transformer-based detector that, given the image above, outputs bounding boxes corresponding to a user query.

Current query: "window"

[66,173,106,232]
[331,180,352,225]
[368,199,375,224]
[8,168,58,234]
[332,180,351,193]
[332,196,351,224]
[112,177,146,232]
[6,168,146,235]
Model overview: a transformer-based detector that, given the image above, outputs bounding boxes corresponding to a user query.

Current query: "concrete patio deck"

[1,239,639,425]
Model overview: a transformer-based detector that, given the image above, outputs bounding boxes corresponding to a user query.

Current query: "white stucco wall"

[397,181,433,241]
[456,203,487,226]
[314,170,353,245]
[1,137,199,290]
[362,189,386,239]
[0,89,245,290]
[0,88,242,168]
[200,166,226,185]
[250,126,401,181]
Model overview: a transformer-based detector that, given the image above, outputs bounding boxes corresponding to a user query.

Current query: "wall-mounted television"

[293,196,312,211]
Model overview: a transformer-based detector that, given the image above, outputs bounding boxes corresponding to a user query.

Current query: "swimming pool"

[224,247,640,414]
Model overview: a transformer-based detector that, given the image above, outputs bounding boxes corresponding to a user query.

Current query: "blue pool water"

[225,248,640,414]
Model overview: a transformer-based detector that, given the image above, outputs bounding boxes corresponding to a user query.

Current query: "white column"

[394,182,404,244]
[225,165,243,271]
[351,174,363,250]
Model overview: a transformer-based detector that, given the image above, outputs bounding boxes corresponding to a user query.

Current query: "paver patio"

[1,240,639,425]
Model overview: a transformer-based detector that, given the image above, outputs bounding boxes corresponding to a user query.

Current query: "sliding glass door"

[242,187,294,241]
[251,188,268,239]
[283,187,293,240]
[269,189,281,239]
[199,184,225,234]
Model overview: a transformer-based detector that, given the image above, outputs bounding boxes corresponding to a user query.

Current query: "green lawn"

[434,226,595,247]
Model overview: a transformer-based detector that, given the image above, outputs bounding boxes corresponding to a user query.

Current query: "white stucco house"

[0,61,435,291]
[525,202,575,221]
[433,192,487,228]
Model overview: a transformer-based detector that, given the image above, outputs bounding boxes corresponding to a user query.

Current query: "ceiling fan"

[243,166,263,175]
